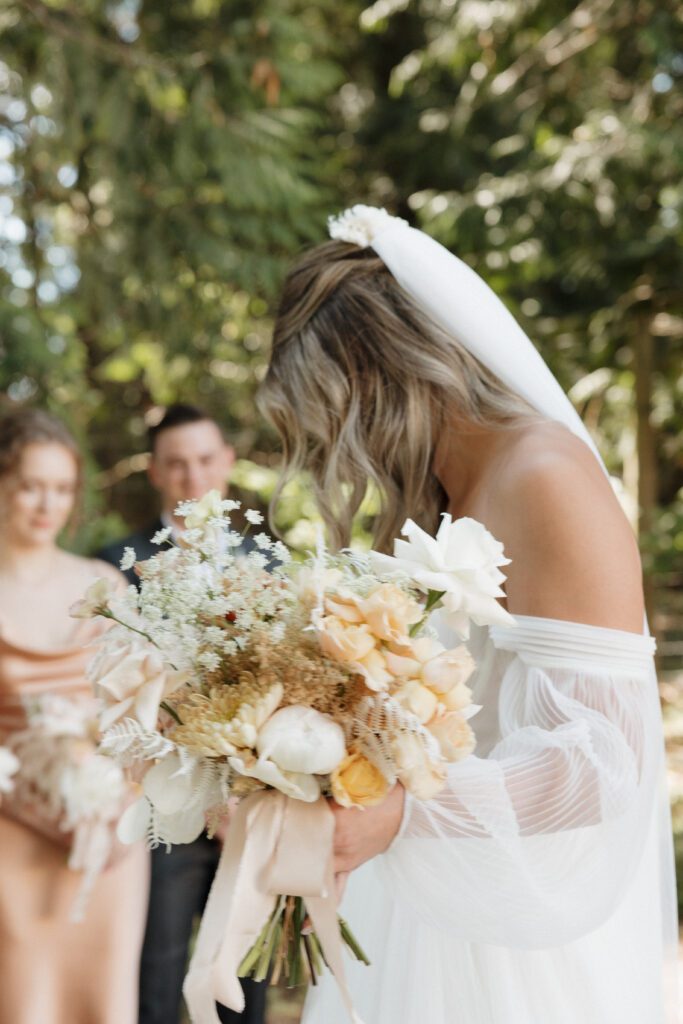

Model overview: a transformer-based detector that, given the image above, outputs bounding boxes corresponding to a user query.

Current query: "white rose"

[370,515,515,638]
[256,705,346,775]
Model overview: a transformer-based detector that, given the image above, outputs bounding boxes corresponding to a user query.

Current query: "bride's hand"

[330,783,405,893]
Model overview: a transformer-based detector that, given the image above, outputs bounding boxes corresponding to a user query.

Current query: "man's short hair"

[148,404,224,453]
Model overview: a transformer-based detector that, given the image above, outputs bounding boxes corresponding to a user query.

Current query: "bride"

[257,207,679,1023]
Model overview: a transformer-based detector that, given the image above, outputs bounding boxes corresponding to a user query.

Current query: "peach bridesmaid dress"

[0,620,149,1024]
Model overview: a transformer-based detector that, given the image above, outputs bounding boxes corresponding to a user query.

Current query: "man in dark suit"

[97,403,267,1024]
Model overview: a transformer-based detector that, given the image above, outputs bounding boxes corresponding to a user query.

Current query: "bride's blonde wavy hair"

[259,240,538,552]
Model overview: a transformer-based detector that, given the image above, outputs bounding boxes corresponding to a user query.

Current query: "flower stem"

[238,894,369,990]
[409,589,446,637]
[160,702,183,726]
[105,612,157,645]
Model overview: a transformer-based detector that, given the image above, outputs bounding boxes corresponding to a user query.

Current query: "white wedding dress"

[303,614,679,1024]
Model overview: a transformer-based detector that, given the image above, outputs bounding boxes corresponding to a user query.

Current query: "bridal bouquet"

[74,491,513,1022]
[3,694,129,921]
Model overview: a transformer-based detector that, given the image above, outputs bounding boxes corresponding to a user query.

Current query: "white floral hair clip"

[327,204,408,247]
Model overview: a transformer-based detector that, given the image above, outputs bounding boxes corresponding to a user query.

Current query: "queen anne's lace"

[327,204,407,247]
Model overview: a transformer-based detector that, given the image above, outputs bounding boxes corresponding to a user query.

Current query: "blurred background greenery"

[1,0,682,1011]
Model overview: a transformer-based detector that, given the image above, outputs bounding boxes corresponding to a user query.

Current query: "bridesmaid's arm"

[1,794,73,849]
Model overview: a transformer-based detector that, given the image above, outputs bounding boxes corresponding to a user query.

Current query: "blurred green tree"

[349,0,683,628]
[0,0,359,543]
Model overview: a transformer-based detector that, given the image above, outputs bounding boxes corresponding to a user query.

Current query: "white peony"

[327,205,407,247]
[229,751,321,803]
[0,747,19,795]
[70,577,117,619]
[371,514,515,638]
[256,705,346,775]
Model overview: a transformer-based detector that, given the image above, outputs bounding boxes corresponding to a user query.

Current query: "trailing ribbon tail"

[183,790,365,1024]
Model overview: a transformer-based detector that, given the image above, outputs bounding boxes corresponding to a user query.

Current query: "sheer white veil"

[328,205,606,472]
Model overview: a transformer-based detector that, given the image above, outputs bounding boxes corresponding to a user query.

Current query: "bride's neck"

[433,416,512,516]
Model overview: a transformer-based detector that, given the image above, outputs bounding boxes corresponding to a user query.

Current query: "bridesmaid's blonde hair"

[259,241,538,552]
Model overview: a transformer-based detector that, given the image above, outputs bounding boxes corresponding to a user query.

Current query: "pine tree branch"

[15,0,209,74]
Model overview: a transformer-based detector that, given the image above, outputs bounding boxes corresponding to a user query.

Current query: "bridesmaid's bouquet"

[0,746,18,798]
[3,694,128,921]
[73,491,513,1021]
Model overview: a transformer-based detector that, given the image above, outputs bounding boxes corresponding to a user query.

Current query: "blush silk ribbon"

[183,790,364,1024]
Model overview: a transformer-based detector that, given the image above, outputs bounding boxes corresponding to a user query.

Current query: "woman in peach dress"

[0,408,149,1024]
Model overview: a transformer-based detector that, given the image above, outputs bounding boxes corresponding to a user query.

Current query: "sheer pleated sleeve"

[381,616,663,948]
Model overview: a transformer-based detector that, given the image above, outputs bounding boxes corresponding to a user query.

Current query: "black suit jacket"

[96,517,165,587]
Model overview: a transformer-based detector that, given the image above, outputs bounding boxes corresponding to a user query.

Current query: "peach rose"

[428,711,476,762]
[331,749,390,808]
[318,616,376,664]
[392,733,446,800]
[419,642,475,695]
[355,648,394,692]
[324,589,365,624]
[356,584,423,642]
[385,637,475,700]
[440,681,474,712]
[394,680,438,724]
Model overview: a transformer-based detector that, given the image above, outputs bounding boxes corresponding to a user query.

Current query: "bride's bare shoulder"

[492,422,644,630]
[495,421,616,505]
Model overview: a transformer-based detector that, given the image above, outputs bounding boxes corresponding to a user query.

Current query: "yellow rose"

[357,584,423,642]
[318,616,376,663]
[331,749,390,808]
[394,680,438,724]
[392,733,446,800]
[427,711,476,762]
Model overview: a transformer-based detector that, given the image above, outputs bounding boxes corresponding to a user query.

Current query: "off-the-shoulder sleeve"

[380,616,663,948]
